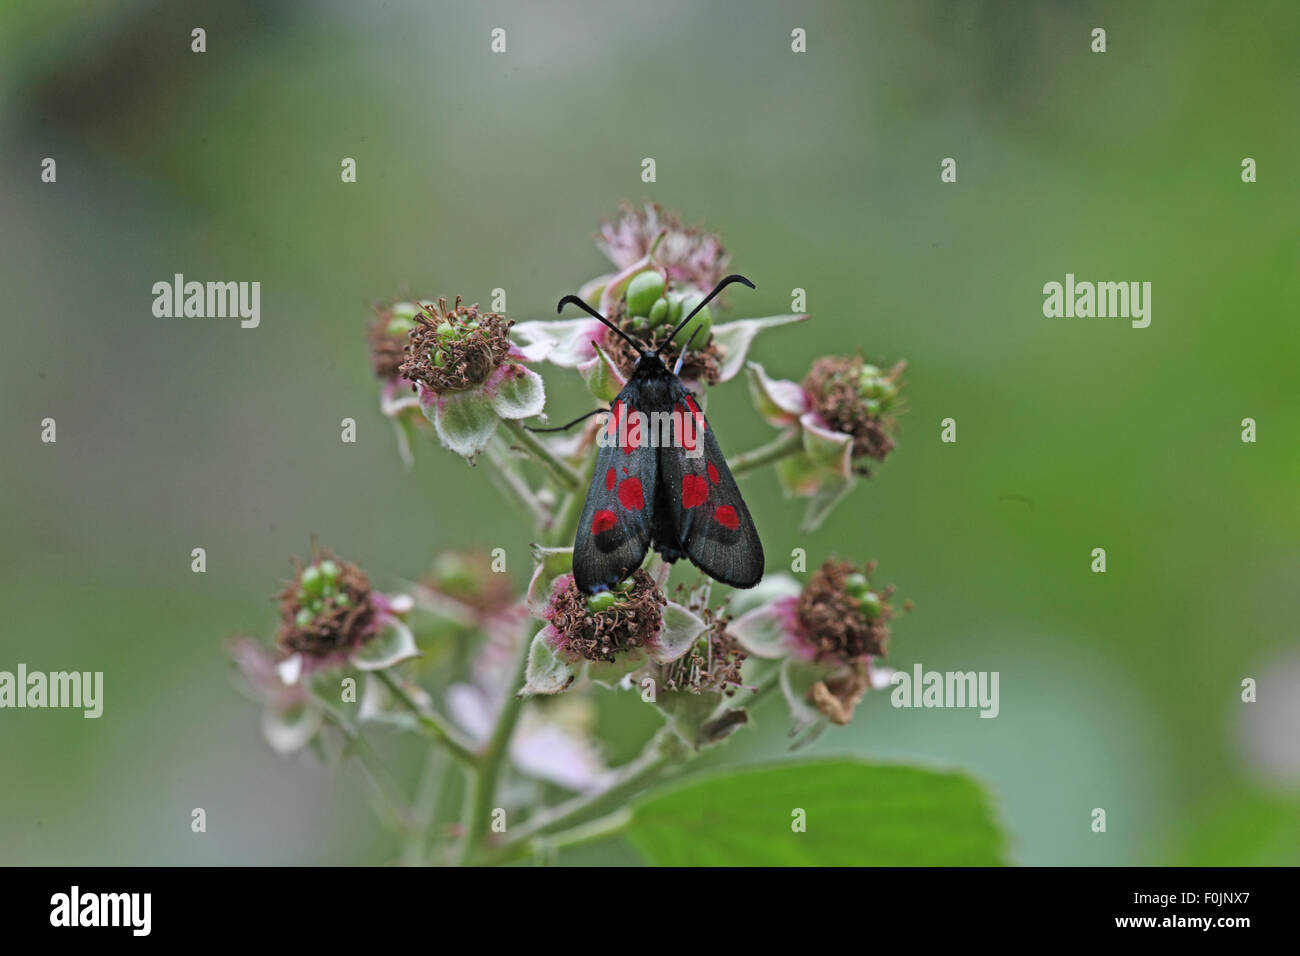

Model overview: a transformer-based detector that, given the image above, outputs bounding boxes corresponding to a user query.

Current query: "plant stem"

[457,637,531,864]
[728,429,802,476]
[374,669,480,768]
[483,727,685,864]
[324,713,411,833]
[485,437,551,533]
[501,419,582,491]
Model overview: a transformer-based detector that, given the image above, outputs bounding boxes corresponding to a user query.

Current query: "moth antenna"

[524,407,610,433]
[672,326,703,376]
[657,274,755,355]
[556,294,646,355]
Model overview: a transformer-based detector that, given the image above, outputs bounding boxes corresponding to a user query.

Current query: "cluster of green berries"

[585,578,635,614]
[293,559,349,629]
[387,301,486,369]
[622,270,712,346]
[842,571,883,620]
[856,364,899,418]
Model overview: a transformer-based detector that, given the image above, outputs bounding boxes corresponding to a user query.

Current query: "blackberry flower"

[729,560,901,729]
[396,297,547,460]
[521,547,707,694]
[747,357,906,531]
[273,549,419,686]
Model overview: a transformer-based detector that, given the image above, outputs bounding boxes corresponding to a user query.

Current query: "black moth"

[533,274,764,594]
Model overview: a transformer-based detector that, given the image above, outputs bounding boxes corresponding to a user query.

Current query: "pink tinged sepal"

[511,318,607,368]
[526,547,574,618]
[485,363,546,420]
[351,614,421,671]
[586,648,649,688]
[522,624,579,695]
[710,314,810,383]
[578,341,627,403]
[745,361,808,425]
[646,602,708,664]
[424,384,499,459]
[799,412,855,473]
[730,582,803,659]
[380,377,420,418]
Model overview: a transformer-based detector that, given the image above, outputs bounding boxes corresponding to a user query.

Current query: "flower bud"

[625,270,666,318]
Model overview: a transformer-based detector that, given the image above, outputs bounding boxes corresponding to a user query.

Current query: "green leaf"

[625,760,1006,866]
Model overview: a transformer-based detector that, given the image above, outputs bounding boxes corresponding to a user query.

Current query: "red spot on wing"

[714,505,740,529]
[605,467,616,491]
[681,474,708,509]
[622,408,641,454]
[592,509,617,534]
[685,395,705,430]
[618,477,644,511]
[707,462,719,484]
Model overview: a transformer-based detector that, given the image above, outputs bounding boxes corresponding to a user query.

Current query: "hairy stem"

[457,637,531,864]
[728,429,802,475]
[483,726,686,864]
[485,437,551,533]
[374,669,480,768]
[501,418,582,491]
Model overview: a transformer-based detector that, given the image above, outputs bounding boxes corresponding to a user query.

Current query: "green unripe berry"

[625,270,666,318]
[586,591,618,613]
[436,322,456,339]
[334,593,350,608]
[433,349,447,367]
[386,315,416,336]
[295,608,314,629]
[389,301,420,321]
[614,578,634,592]
[318,560,340,583]
[300,565,324,597]
[858,591,883,619]
[310,599,323,613]
[843,572,870,598]
[665,292,684,325]
[647,297,669,329]
[676,294,713,347]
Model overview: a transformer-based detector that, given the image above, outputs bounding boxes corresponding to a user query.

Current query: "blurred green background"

[2,0,1297,865]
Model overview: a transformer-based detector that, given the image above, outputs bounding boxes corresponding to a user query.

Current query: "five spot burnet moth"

[532,275,764,594]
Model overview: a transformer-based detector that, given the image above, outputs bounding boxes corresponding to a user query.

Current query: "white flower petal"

[745,361,807,423]
[711,314,810,382]
[261,700,322,755]
[276,653,303,686]
[511,318,607,368]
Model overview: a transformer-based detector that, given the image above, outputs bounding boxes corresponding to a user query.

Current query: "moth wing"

[573,399,657,594]
[658,393,764,588]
